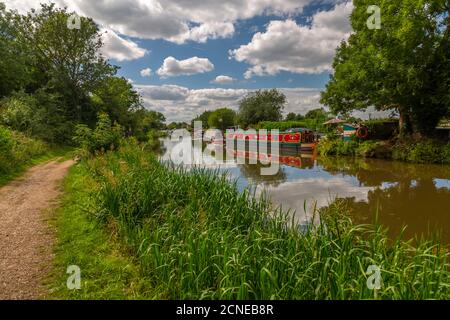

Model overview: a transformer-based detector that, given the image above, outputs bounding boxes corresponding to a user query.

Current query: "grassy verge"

[0,126,75,187]
[70,142,449,300]
[47,163,154,299]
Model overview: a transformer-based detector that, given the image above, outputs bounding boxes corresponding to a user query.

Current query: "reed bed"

[84,142,449,299]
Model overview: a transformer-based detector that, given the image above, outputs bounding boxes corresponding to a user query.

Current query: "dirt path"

[0,159,74,300]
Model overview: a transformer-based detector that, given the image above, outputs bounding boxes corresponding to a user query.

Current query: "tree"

[132,109,166,141]
[0,3,31,97]
[192,110,212,128]
[304,108,329,121]
[14,4,117,123]
[91,76,142,131]
[285,112,305,121]
[207,108,236,131]
[321,0,450,136]
[238,89,286,128]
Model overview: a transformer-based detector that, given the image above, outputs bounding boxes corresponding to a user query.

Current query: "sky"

[4,0,385,123]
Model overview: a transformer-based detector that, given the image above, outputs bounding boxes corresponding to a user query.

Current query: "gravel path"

[0,160,74,300]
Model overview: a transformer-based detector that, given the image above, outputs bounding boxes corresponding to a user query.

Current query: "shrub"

[317,137,359,156]
[0,125,48,178]
[442,142,450,164]
[392,140,446,164]
[73,113,123,155]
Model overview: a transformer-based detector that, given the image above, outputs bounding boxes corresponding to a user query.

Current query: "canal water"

[160,138,450,243]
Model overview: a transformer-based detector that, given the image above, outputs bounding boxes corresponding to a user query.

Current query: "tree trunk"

[398,106,412,137]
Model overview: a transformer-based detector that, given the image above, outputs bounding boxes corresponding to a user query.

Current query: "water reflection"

[159,138,450,243]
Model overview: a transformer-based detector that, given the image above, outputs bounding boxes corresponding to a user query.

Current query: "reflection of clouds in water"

[256,177,377,223]
[381,182,398,189]
[434,178,450,189]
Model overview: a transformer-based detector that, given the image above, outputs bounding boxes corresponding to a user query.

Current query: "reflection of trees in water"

[318,156,450,187]
[318,156,450,242]
[333,177,450,243]
[238,162,287,187]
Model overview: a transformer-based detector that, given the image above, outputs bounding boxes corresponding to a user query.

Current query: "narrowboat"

[226,128,318,151]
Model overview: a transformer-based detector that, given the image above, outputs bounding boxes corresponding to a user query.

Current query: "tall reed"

[85,142,449,299]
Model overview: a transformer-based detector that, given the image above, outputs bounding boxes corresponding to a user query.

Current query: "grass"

[0,145,74,187]
[68,142,449,300]
[0,126,75,187]
[46,163,154,299]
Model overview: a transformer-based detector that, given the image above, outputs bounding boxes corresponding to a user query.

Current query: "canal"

[160,138,450,243]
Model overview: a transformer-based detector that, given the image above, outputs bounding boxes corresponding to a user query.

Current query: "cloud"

[140,68,152,77]
[168,22,235,44]
[211,75,236,85]
[230,2,353,78]
[136,85,190,101]
[256,177,376,222]
[100,29,148,61]
[4,0,313,43]
[157,56,214,78]
[135,84,328,122]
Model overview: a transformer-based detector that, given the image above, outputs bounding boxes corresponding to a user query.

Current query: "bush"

[73,113,123,156]
[317,137,359,156]
[442,142,450,164]
[0,91,74,144]
[0,125,48,178]
[392,140,448,164]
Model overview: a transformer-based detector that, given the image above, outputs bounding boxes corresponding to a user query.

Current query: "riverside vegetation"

[50,140,450,299]
[317,137,450,165]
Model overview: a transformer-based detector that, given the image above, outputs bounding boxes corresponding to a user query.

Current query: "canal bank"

[50,141,449,299]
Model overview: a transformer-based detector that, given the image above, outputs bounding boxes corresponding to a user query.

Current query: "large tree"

[207,108,236,131]
[238,89,286,128]
[91,77,142,130]
[0,3,31,97]
[321,0,449,136]
[13,4,117,123]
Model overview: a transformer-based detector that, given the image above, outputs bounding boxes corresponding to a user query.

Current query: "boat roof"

[284,128,313,132]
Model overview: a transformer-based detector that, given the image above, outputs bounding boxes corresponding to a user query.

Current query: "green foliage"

[0,125,49,182]
[14,3,117,123]
[207,108,236,131]
[258,121,309,131]
[392,140,450,164]
[192,110,212,129]
[321,0,450,135]
[258,108,330,131]
[319,137,450,164]
[73,113,123,155]
[167,122,190,130]
[285,112,304,121]
[78,144,449,299]
[0,4,31,97]
[238,89,286,128]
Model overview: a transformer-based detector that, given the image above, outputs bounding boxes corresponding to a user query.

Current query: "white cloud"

[4,0,313,43]
[100,29,148,61]
[231,2,353,78]
[157,56,214,78]
[137,85,190,101]
[135,84,328,122]
[211,75,236,85]
[168,22,235,44]
[140,68,152,77]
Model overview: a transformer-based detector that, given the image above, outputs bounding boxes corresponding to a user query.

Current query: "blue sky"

[6,0,383,122]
